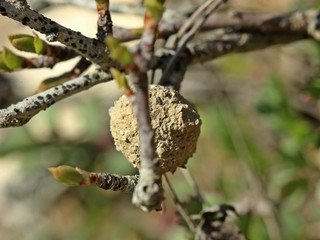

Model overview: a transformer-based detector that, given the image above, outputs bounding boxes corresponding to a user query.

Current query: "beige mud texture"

[109,85,201,173]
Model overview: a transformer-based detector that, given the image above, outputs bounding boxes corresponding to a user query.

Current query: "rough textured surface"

[109,85,201,173]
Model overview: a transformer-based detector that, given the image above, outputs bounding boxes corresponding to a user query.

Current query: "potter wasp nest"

[109,85,201,173]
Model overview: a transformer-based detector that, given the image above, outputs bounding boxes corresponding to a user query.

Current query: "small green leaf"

[48,165,85,186]
[95,0,107,9]
[3,47,25,70]
[0,51,10,72]
[110,67,133,95]
[9,34,35,53]
[9,33,47,55]
[33,33,47,54]
[105,36,134,67]
[144,0,165,20]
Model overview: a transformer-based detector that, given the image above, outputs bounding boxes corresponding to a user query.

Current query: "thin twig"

[187,31,308,64]
[180,168,204,204]
[177,0,227,48]
[95,172,140,193]
[164,174,196,231]
[173,0,227,48]
[63,167,141,192]
[28,44,79,67]
[160,0,227,89]
[2,45,79,71]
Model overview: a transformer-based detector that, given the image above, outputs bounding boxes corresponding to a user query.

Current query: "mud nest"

[109,85,201,173]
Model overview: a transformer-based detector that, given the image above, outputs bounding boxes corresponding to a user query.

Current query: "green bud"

[110,67,133,94]
[9,34,35,53]
[9,33,47,54]
[3,47,25,70]
[33,33,47,54]
[95,0,107,7]
[0,51,10,72]
[105,36,134,67]
[48,165,85,186]
[144,0,165,21]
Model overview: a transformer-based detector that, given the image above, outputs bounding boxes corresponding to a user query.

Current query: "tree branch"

[159,9,320,39]
[1,4,319,129]
[0,31,310,128]
[130,71,164,212]
[50,165,140,192]
[0,70,112,127]
[202,10,319,35]
[109,9,320,43]
[187,31,308,64]
[129,0,168,212]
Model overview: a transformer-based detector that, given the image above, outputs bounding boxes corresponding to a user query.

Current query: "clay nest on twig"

[109,85,201,173]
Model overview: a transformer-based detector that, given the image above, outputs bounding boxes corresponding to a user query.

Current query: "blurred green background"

[1,0,320,239]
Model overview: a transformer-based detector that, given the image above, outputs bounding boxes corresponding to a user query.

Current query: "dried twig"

[160,0,228,90]
[164,174,196,231]
[172,0,227,48]
[180,168,204,204]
